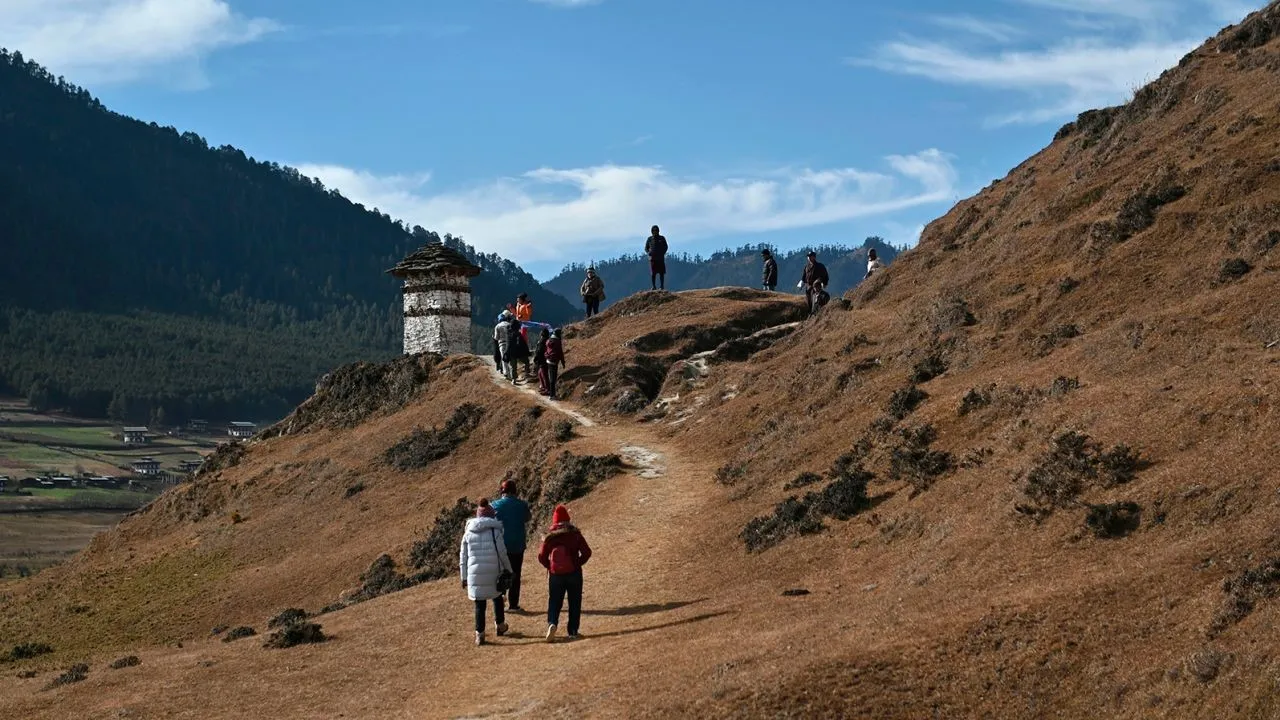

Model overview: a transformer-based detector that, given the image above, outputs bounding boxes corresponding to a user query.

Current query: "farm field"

[0,510,129,576]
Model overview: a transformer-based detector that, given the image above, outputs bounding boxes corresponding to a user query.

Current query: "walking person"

[580,267,605,318]
[533,327,551,395]
[645,225,669,290]
[800,251,829,318]
[459,498,514,646]
[537,504,592,642]
[492,480,532,612]
[493,312,516,382]
[544,328,567,399]
[761,248,778,291]
[509,318,531,383]
[864,248,885,279]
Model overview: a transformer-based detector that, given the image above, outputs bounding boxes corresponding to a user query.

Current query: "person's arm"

[495,530,513,573]
[577,534,592,567]
[459,536,469,587]
[537,538,551,569]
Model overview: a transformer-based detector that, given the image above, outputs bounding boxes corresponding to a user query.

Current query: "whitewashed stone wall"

[402,270,473,356]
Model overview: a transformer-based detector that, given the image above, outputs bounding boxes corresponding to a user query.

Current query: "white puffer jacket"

[459,516,513,601]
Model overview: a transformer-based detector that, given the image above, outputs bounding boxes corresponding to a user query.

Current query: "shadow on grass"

[490,611,732,645]
[583,598,707,617]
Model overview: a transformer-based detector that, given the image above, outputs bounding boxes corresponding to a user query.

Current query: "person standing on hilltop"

[460,498,514,646]
[580,267,605,318]
[800,250,829,317]
[761,248,778,291]
[645,225,669,290]
[544,328,567,399]
[513,293,534,380]
[493,312,516,382]
[865,248,885,279]
[492,480,532,612]
[538,504,592,642]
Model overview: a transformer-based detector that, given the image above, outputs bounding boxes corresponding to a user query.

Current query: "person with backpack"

[533,327,551,395]
[579,267,605,318]
[644,225,669,290]
[544,328,566,399]
[800,251,830,318]
[491,480,532,612]
[493,312,515,382]
[508,317,530,383]
[459,498,515,646]
[761,248,778,291]
[537,504,592,642]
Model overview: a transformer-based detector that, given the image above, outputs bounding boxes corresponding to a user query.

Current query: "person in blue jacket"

[491,479,532,611]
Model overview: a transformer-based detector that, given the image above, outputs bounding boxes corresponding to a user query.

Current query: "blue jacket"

[491,495,531,553]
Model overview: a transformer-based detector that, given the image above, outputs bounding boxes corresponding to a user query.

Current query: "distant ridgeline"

[0,49,574,424]
[542,238,900,308]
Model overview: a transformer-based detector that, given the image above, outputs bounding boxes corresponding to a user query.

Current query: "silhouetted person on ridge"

[865,248,885,279]
[538,504,592,642]
[645,225,669,290]
[800,250,829,317]
[580,267,605,318]
[492,480,532,612]
[761,248,778,291]
[460,498,514,646]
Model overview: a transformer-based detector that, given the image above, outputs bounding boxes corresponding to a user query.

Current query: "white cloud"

[0,0,278,85]
[928,15,1024,42]
[295,152,958,263]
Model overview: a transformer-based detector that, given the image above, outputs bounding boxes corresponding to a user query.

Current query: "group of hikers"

[460,482,591,645]
[492,293,567,398]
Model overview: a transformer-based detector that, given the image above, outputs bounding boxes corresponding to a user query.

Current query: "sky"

[0,0,1265,279]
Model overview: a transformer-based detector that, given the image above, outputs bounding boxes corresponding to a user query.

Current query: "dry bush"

[553,419,575,442]
[784,472,823,490]
[741,451,875,552]
[6,642,53,661]
[108,656,140,670]
[888,425,955,498]
[512,405,544,439]
[1219,258,1253,283]
[1017,431,1147,517]
[264,622,326,649]
[407,498,475,581]
[886,385,928,420]
[910,353,948,384]
[221,626,257,643]
[740,498,824,553]
[268,608,308,629]
[1208,558,1280,637]
[958,386,994,416]
[265,355,439,436]
[1034,324,1082,356]
[44,663,88,690]
[532,453,623,524]
[1084,502,1142,538]
[1114,184,1187,240]
[383,403,486,470]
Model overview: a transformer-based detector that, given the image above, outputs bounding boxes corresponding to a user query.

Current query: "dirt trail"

[3,358,729,719]
[480,356,597,428]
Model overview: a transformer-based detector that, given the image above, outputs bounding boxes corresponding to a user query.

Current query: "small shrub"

[8,642,53,661]
[888,425,954,497]
[1019,431,1146,516]
[1186,648,1233,683]
[383,403,486,470]
[264,622,326,649]
[351,555,414,602]
[869,416,896,433]
[960,447,993,469]
[533,453,623,522]
[512,405,544,439]
[1259,230,1280,253]
[958,386,993,416]
[1219,258,1253,283]
[230,511,245,524]
[343,482,365,499]
[1035,324,1082,356]
[1208,558,1280,637]
[268,608,308,629]
[715,462,748,486]
[45,663,88,689]
[1115,184,1186,240]
[809,464,873,520]
[1049,376,1081,397]
[784,472,823,490]
[1084,502,1142,538]
[17,669,37,679]
[740,497,824,553]
[1058,277,1081,295]
[910,353,948,384]
[553,420,575,442]
[886,385,928,420]
[838,334,873,355]
[221,626,257,643]
[407,498,475,580]
[109,656,141,670]
[1096,444,1143,486]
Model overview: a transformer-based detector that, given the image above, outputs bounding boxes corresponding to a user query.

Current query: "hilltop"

[542,237,899,309]
[1,3,1279,717]
[0,50,575,424]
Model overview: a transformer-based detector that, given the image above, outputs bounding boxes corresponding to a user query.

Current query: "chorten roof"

[387,242,482,278]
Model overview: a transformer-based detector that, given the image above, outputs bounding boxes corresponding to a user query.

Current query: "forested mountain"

[542,238,899,308]
[0,49,574,424]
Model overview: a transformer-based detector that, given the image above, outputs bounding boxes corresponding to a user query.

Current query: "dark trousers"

[474,596,505,633]
[547,364,560,399]
[651,273,665,290]
[547,570,583,635]
[763,284,776,292]
[537,365,549,394]
[585,298,600,317]
[506,552,524,608]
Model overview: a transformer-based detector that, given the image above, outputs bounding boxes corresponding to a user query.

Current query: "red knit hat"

[551,504,571,526]
[476,498,496,518]
[500,480,517,495]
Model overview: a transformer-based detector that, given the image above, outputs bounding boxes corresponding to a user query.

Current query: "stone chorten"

[387,242,482,356]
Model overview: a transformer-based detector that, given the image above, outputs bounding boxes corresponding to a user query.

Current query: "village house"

[131,457,161,476]
[228,421,257,439]
[188,419,209,432]
[121,426,150,445]
[178,459,203,474]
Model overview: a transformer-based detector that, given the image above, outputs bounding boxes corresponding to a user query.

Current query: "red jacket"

[537,524,591,575]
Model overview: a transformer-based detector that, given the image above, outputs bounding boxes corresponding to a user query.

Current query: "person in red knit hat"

[537,504,592,642]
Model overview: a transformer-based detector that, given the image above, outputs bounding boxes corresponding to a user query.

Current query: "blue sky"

[0,0,1263,279]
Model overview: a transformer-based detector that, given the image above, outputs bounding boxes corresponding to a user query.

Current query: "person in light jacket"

[493,312,516,383]
[460,498,515,646]
[865,248,885,279]
[580,268,605,318]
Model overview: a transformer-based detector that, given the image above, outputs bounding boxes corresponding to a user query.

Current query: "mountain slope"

[542,237,898,309]
[2,3,1280,717]
[0,50,575,422]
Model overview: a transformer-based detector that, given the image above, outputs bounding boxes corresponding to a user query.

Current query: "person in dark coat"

[508,319,530,383]
[544,328,567,399]
[533,327,551,395]
[800,250,829,317]
[644,225,669,290]
[537,504,592,642]
[491,480,532,612]
[761,249,778,291]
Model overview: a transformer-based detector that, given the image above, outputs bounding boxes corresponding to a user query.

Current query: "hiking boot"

[496,622,509,636]
[545,624,558,643]
[475,631,485,646]
[507,605,523,613]
[567,632,582,640]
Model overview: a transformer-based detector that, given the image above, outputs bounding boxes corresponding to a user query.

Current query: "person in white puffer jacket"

[460,498,514,646]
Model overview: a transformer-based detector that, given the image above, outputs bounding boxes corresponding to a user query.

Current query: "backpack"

[548,540,577,574]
